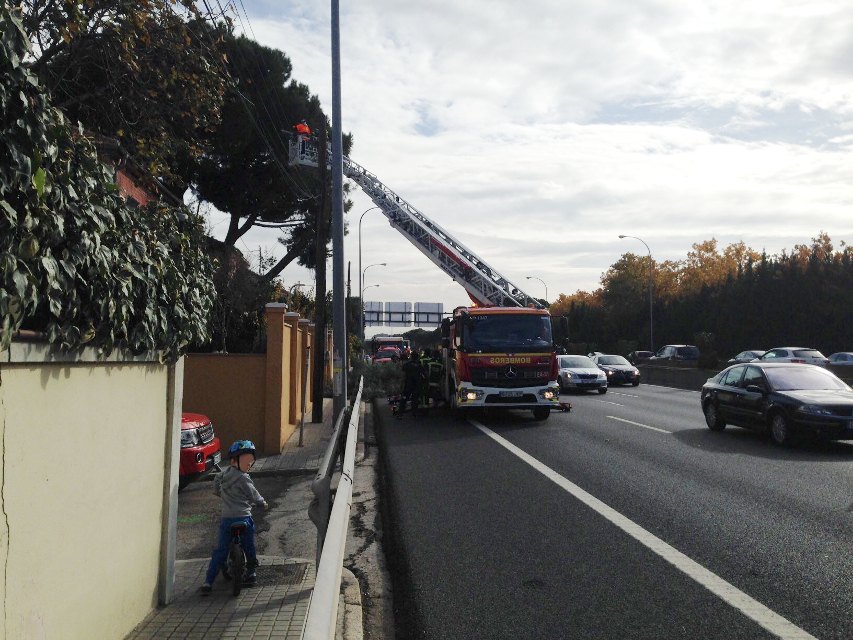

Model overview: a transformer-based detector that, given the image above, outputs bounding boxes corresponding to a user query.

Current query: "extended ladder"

[289,136,541,308]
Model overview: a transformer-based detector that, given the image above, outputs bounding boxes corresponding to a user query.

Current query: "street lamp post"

[358,206,381,342]
[360,263,386,341]
[362,284,380,341]
[619,235,654,352]
[525,276,548,304]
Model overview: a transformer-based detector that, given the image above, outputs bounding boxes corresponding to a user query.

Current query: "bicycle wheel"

[229,542,245,597]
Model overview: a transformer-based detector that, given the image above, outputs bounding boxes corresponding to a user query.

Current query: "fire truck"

[290,135,563,419]
[440,307,560,420]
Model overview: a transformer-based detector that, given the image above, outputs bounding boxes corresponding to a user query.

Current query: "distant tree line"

[550,233,853,359]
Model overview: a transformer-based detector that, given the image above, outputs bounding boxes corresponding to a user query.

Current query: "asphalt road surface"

[376,383,853,639]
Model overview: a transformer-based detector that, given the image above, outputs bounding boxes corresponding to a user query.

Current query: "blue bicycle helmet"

[228,440,257,459]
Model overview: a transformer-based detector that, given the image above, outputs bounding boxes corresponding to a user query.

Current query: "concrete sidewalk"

[127,398,365,640]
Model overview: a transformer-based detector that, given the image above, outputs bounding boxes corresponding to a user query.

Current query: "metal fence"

[303,376,364,640]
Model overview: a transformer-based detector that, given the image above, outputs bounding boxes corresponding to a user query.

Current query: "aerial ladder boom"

[289,136,541,308]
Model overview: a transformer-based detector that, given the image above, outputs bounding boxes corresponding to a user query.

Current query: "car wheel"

[704,401,726,431]
[558,376,565,392]
[598,387,607,395]
[770,412,792,445]
[631,380,640,387]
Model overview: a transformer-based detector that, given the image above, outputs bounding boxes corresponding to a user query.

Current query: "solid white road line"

[469,419,816,640]
[642,383,701,393]
[607,415,672,434]
[595,400,624,406]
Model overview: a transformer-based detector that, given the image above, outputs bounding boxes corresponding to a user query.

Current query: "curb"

[338,567,364,640]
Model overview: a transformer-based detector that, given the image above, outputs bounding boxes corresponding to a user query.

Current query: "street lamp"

[358,206,382,341]
[360,264,386,344]
[362,284,380,339]
[288,282,306,307]
[525,276,548,303]
[619,235,654,352]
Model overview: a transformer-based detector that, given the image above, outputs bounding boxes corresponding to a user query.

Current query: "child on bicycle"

[200,440,268,595]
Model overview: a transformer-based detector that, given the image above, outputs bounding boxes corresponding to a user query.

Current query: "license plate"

[499,390,523,398]
[212,452,222,464]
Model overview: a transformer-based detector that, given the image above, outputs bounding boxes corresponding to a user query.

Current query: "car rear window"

[793,349,824,358]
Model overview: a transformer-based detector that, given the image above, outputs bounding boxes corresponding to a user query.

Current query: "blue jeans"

[204,517,257,584]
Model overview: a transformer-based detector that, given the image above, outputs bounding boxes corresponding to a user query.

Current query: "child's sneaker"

[200,583,212,596]
[243,573,257,586]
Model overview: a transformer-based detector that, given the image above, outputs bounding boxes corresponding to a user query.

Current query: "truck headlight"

[539,387,559,400]
[460,388,483,402]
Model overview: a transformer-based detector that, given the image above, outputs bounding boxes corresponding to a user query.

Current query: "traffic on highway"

[377,381,853,639]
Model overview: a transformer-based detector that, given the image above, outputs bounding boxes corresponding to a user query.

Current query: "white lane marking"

[607,415,671,434]
[642,383,701,394]
[595,399,624,406]
[469,419,817,640]
[610,392,641,398]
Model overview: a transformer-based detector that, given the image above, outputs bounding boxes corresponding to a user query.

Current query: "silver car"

[755,347,829,367]
[558,355,608,394]
[828,352,853,365]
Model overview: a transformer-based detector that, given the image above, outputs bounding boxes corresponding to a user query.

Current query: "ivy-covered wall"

[0,7,214,361]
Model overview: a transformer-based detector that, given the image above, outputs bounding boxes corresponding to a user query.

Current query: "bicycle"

[221,522,249,596]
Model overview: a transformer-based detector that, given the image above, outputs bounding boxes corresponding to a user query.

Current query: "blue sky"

[202,0,853,334]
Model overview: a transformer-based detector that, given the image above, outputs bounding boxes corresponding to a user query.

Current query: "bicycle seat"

[230,523,247,535]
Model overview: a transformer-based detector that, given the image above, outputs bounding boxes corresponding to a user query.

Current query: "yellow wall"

[183,354,266,453]
[0,361,169,640]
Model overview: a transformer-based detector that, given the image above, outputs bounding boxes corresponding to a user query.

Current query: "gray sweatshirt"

[214,466,265,518]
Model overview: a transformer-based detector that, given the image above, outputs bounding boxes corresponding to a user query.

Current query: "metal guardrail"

[303,376,364,640]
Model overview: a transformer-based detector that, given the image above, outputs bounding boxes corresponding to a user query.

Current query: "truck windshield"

[462,314,553,351]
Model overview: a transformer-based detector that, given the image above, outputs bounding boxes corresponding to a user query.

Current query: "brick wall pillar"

[284,312,301,426]
[298,319,312,419]
[264,303,289,455]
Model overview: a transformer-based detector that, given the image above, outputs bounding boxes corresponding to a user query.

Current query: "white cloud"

[218,0,853,321]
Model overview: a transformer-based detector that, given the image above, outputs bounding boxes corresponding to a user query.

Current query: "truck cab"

[441,307,560,420]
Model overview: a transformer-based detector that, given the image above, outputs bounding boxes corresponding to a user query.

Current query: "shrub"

[350,357,404,401]
[0,7,214,361]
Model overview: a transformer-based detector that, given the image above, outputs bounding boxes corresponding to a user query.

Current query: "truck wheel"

[450,388,463,421]
[533,407,550,421]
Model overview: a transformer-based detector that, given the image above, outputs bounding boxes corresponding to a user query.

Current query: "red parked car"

[180,413,221,488]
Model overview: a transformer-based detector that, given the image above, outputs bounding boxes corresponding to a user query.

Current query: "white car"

[828,352,853,365]
[557,355,608,394]
[755,347,829,367]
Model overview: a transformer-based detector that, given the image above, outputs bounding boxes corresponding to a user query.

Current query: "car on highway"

[628,350,654,365]
[755,347,829,367]
[590,354,641,386]
[828,352,853,365]
[180,412,221,489]
[727,350,766,364]
[650,345,699,361]
[557,355,608,394]
[701,362,853,445]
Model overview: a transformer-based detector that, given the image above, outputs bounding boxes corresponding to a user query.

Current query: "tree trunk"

[312,121,329,422]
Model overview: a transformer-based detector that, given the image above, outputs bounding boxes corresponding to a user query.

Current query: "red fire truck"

[441,306,560,420]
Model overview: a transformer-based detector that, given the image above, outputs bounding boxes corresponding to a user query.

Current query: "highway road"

[375,383,853,639]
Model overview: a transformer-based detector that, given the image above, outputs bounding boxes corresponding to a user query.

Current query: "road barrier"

[303,376,364,640]
[639,363,853,391]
